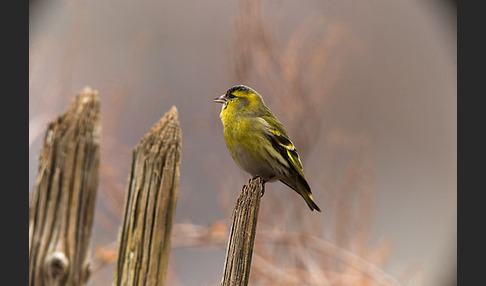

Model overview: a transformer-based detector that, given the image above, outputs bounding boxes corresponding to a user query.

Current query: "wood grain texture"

[113,106,181,286]
[221,177,263,286]
[29,87,101,286]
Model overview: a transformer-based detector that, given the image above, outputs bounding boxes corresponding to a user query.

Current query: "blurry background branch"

[29,87,101,286]
[172,223,401,286]
[231,0,346,157]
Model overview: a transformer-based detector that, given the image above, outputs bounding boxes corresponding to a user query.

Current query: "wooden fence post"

[112,106,181,286]
[221,177,263,286]
[29,87,101,286]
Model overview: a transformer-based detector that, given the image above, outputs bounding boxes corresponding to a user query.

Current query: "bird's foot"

[260,181,266,197]
[250,175,261,182]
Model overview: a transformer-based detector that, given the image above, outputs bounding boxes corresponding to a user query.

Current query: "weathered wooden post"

[29,87,101,285]
[221,177,263,286]
[112,106,181,286]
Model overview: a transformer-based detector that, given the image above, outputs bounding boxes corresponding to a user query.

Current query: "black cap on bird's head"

[226,85,252,94]
[213,85,256,104]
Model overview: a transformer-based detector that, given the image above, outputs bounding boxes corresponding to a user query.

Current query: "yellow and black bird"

[214,85,321,212]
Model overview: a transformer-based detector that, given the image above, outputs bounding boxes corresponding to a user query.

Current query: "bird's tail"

[280,177,322,212]
[303,192,321,212]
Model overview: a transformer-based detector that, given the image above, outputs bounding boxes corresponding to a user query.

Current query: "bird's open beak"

[213,94,227,104]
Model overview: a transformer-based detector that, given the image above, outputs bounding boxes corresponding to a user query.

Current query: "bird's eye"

[227,93,236,99]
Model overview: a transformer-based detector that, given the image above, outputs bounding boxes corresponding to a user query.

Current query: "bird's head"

[214,85,266,116]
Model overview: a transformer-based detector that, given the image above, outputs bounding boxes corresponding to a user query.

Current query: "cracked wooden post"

[29,87,101,286]
[113,106,181,286]
[221,177,263,286]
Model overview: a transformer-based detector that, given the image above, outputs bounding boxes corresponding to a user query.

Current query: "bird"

[214,85,321,212]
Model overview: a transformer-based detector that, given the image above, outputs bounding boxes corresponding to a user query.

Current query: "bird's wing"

[262,116,305,176]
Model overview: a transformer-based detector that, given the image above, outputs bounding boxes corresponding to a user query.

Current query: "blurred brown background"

[29,0,456,285]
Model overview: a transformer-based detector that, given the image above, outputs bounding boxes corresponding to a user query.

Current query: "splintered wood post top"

[113,106,181,286]
[221,177,263,286]
[29,87,101,286]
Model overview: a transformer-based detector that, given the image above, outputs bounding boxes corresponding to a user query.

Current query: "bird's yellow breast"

[220,110,289,179]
